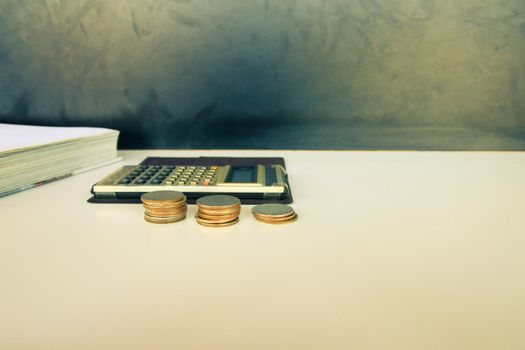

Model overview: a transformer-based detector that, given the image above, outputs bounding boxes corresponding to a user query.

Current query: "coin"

[144,213,187,224]
[197,207,241,216]
[195,195,242,227]
[143,201,187,209]
[143,201,186,210]
[251,204,295,218]
[141,191,185,205]
[195,214,239,224]
[145,211,187,219]
[195,213,240,223]
[252,204,297,225]
[196,217,240,227]
[255,212,297,222]
[196,211,240,220]
[145,206,188,216]
[253,212,296,221]
[255,214,298,225]
[196,195,241,210]
[142,190,188,224]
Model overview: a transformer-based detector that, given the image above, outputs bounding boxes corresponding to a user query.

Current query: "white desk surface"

[1,150,524,350]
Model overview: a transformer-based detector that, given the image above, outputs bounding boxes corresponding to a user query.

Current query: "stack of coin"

[195,195,241,227]
[141,190,187,224]
[252,203,297,224]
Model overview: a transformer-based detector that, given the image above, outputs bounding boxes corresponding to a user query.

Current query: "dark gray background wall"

[1,0,525,149]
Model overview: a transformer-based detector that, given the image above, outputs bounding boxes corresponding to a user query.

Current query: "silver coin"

[141,191,185,203]
[251,204,295,218]
[196,195,241,209]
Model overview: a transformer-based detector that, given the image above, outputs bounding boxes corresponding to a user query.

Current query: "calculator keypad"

[119,166,218,186]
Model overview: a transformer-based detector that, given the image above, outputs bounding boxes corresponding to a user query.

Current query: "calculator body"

[91,163,290,202]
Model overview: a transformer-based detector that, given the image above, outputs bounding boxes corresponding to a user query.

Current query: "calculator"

[90,159,291,203]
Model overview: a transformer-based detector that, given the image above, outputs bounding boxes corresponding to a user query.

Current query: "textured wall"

[1,0,525,149]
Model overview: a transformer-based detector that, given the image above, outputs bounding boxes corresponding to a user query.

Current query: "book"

[0,124,120,198]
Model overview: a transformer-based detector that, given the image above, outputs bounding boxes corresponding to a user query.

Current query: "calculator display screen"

[227,167,256,183]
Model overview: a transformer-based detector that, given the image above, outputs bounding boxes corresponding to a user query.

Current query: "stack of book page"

[0,123,120,198]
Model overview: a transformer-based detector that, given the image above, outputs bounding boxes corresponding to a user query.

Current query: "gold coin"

[198,207,241,216]
[141,191,186,206]
[196,195,241,210]
[145,210,188,218]
[195,213,240,224]
[251,204,295,218]
[196,217,240,227]
[143,201,187,210]
[145,205,188,215]
[253,211,296,220]
[197,211,239,220]
[255,214,298,225]
[144,200,187,208]
[145,211,187,219]
[144,214,187,224]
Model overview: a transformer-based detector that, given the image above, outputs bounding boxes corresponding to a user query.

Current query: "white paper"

[0,123,117,154]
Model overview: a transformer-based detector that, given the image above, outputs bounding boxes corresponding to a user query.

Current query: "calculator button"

[189,181,197,186]
[177,181,185,185]
[151,179,162,184]
[119,179,131,184]
[165,181,173,185]
[202,181,210,186]
[135,179,146,184]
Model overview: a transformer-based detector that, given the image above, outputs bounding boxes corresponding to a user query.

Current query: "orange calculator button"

[210,166,218,170]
